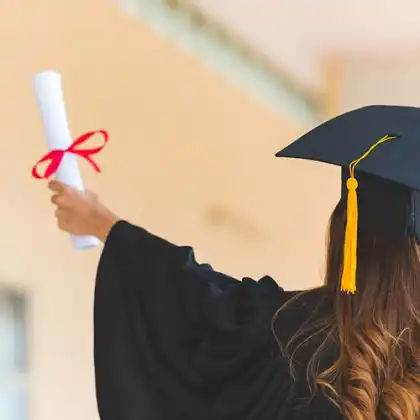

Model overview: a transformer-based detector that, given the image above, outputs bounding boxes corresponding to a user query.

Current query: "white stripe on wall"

[115,0,320,126]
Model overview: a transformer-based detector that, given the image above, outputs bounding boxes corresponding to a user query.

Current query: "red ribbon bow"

[32,130,109,179]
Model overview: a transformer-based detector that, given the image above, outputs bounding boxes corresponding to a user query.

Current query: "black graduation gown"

[94,221,342,420]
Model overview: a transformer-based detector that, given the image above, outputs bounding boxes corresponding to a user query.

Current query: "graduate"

[49,105,420,420]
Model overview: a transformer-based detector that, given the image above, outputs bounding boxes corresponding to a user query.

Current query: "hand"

[48,180,118,242]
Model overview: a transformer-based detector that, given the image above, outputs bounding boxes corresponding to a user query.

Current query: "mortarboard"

[275,105,420,294]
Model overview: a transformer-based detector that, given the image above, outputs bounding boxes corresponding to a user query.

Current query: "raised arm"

[48,181,293,420]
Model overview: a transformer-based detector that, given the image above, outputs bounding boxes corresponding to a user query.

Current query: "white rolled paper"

[33,71,100,250]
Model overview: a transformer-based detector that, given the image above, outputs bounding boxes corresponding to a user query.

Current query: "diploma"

[33,71,100,250]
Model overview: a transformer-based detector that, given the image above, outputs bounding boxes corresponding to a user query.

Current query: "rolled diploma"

[33,71,99,250]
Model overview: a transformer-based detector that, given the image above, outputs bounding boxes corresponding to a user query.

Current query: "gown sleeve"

[93,220,295,420]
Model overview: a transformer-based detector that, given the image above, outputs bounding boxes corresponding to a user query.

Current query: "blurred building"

[1,0,420,419]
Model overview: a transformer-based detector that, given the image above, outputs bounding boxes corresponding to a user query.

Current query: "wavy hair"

[280,200,420,419]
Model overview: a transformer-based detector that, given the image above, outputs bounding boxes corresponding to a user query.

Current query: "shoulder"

[277,286,332,316]
[272,287,333,345]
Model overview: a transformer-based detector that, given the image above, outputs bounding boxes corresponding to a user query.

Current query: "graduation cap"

[275,105,420,294]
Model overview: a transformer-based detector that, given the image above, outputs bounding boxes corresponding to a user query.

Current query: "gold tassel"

[340,134,397,294]
[341,177,358,293]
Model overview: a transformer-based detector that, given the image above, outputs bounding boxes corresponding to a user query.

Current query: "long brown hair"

[324,200,420,419]
[282,200,420,419]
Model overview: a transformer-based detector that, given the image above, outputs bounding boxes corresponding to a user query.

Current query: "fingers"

[50,191,71,209]
[54,208,70,231]
[57,218,70,232]
[49,181,76,209]
[48,181,75,197]
[48,180,65,193]
[50,194,60,205]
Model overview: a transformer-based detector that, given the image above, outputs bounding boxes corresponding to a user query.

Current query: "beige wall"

[338,53,420,110]
[0,1,335,419]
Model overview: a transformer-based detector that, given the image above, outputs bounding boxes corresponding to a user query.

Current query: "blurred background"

[1,0,420,419]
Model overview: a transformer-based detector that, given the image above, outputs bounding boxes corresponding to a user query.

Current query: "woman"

[49,105,420,419]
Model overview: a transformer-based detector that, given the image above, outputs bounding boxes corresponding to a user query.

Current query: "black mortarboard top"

[275,105,420,294]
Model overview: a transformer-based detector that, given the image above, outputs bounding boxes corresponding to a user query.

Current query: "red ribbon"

[32,130,108,179]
